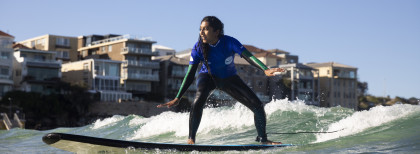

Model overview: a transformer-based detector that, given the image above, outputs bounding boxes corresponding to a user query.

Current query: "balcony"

[126,73,159,81]
[23,59,61,68]
[171,70,186,77]
[121,47,157,56]
[123,60,160,69]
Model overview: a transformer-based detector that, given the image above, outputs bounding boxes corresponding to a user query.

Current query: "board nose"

[42,133,61,145]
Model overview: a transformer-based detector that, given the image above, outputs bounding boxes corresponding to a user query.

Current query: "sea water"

[1,99,419,153]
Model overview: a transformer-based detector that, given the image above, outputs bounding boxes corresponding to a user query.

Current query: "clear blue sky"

[1,0,419,99]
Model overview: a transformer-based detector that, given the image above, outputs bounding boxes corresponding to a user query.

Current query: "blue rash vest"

[189,35,246,79]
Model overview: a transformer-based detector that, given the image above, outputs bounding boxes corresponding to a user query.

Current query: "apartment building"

[13,48,62,94]
[61,59,131,102]
[244,45,299,66]
[18,34,78,63]
[152,45,176,58]
[153,55,197,102]
[306,62,358,110]
[0,31,14,99]
[77,34,159,99]
[272,63,320,105]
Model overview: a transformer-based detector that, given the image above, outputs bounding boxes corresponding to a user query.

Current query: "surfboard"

[43,133,294,152]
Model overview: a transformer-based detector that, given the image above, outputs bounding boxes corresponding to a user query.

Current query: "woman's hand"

[264,68,285,77]
[157,98,180,108]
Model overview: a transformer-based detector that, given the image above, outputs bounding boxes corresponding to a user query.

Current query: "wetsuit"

[175,35,270,143]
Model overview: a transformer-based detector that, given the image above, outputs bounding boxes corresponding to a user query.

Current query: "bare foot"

[187,139,195,145]
[261,140,282,145]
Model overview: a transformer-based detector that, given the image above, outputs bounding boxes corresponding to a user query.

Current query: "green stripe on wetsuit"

[176,64,198,99]
[241,50,269,71]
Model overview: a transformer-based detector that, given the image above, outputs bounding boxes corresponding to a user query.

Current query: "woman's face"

[200,21,220,45]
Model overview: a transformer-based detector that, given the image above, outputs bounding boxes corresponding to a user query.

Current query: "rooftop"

[0,30,14,38]
[305,62,357,69]
[154,55,189,65]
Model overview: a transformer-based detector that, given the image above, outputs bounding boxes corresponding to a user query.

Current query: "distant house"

[273,63,320,106]
[77,34,159,100]
[18,34,78,63]
[306,62,358,110]
[152,45,176,58]
[61,59,131,102]
[0,30,14,99]
[153,55,197,102]
[12,48,62,94]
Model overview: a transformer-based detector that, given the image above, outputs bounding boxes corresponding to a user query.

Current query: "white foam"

[264,98,330,116]
[91,115,125,129]
[128,98,322,140]
[315,104,420,143]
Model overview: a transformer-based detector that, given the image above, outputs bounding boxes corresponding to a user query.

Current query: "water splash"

[315,104,420,143]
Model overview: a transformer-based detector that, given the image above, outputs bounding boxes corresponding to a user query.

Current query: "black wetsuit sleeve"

[241,49,269,71]
[175,64,199,99]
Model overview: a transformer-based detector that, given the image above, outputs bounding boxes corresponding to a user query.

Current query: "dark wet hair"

[197,16,224,75]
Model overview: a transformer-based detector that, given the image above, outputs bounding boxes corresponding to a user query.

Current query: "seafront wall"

[88,101,172,118]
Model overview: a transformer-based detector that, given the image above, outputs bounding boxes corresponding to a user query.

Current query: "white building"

[61,59,132,102]
[13,48,62,94]
[0,31,14,99]
[152,45,176,59]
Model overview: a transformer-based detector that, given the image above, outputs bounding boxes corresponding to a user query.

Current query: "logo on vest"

[225,56,233,65]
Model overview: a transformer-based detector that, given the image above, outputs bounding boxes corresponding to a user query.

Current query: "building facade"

[306,62,358,110]
[18,34,78,63]
[13,48,62,94]
[153,55,197,102]
[0,31,14,99]
[272,63,320,106]
[152,45,176,58]
[77,34,159,99]
[61,59,131,102]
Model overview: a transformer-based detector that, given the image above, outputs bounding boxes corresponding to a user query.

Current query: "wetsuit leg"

[189,73,216,142]
[220,75,268,142]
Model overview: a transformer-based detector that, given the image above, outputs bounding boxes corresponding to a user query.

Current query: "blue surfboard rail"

[43,133,295,151]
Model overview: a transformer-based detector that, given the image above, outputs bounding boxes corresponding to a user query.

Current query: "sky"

[1,0,419,99]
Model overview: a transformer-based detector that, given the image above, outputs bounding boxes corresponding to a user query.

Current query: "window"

[95,65,101,75]
[349,71,355,79]
[83,63,89,71]
[108,45,112,52]
[56,38,70,47]
[62,51,69,58]
[34,55,46,61]
[36,38,45,45]
[0,67,8,75]
[101,46,106,52]
[31,41,35,47]
[16,70,21,76]
[1,52,10,59]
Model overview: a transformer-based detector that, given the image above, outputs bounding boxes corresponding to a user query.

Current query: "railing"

[126,73,159,81]
[172,71,186,77]
[13,113,24,128]
[1,113,12,130]
[91,34,154,46]
[0,74,12,80]
[121,47,157,56]
[123,60,160,68]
